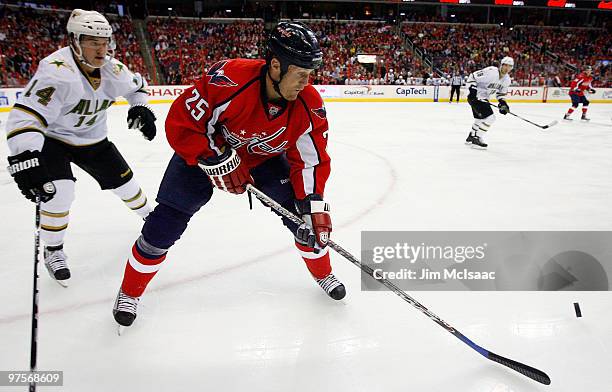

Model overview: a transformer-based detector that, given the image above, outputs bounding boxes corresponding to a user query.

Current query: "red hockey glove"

[295,194,332,249]
[198,146,252,194]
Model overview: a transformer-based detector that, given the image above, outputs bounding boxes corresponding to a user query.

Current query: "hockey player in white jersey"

[5,9,156,286]
[465,57,513,149]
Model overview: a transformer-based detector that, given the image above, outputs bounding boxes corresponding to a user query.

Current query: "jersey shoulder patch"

[206,60,239,87]
[109,58,128,76]
[44,56,76,74]
[299,86,327,126]
[311,106,327,120]
[206,59,265,88]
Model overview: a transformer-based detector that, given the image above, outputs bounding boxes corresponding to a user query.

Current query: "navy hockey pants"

[141,153,301,250]
[570,93,589,108]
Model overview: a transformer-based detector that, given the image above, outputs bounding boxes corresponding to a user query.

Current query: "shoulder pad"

[205,59,264,88]
[299,85,324,107]
[41,55,77,76]
[299,86,326,120]
[107,58,129,76]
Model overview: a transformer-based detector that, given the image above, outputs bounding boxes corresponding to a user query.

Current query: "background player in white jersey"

[465,57,513,149]
[5,9,157,286]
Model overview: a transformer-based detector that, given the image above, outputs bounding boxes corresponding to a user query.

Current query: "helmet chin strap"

[267,62,289,101]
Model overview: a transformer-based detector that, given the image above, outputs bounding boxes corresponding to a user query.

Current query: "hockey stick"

[246,184,551,386]
[30,196,41,392]
[488,102,558,130]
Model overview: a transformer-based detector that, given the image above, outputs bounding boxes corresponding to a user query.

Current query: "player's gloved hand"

[498,99,510,115]
[295,194,332,249]
[7,150,56,203]
[467,86,478,105]
[127,104,157,141]
[588,88,596,94]
[198,146,252,194]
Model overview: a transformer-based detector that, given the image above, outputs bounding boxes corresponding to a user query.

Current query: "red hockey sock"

[567,108,574,114]
[295,242,331,279]
[582,108,588,114]
[121,243,167,297]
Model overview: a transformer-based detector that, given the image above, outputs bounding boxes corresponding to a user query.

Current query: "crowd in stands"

[1,5,609,89]
[147,17,265,85]
[309,21,428,85]
[403,23,610,87]
[108,17,152,83]
[516,27,611,87]
[0,7,67,86]
[0,6,149,87]
[404,23,555,85]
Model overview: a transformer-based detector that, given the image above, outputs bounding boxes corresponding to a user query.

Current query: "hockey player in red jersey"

[112,22,346,328]
[563,65,596,121]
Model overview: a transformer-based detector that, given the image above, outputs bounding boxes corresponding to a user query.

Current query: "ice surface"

[1,102,611,391]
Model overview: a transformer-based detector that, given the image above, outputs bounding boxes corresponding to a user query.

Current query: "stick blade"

[488,352,551,385]
[543,120,558,129]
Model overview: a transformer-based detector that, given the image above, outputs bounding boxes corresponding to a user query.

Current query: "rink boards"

[0,85,611,112]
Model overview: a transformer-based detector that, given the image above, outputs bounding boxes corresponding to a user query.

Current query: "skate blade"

[117,325,126,336]
[56,280,69,288]
[53,279,69,288]
[470,144,488,150]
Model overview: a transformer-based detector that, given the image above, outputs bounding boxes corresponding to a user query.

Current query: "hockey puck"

[573,302,582,318]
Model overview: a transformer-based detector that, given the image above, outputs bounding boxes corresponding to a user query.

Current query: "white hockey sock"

[41,180,75,246]
[111,178,153,219]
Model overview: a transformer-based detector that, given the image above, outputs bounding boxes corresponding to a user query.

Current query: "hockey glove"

[127,104,157,141]
[295,194,332,249]
[7,150,56,202]
[588,88,596,94]
[198,146,252,194]
[467,86,478,106]
[498,99,510,115]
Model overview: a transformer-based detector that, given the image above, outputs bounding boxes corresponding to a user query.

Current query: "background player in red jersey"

[563,65,596,121]
[112,22,346,329]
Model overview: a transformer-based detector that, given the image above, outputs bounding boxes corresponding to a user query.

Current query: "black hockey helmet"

[267,21,323,72]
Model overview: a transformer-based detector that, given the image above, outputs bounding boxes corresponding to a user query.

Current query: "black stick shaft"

[487,102,553,128]
[246,185,551,385]
[30,197,41,392]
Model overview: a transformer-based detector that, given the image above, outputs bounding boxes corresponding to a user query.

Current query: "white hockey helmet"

[500,56,514,68]
[67,9,115,68]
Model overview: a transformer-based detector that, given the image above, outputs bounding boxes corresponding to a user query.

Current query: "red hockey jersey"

[569,73,594,96]
[165,59,331,199]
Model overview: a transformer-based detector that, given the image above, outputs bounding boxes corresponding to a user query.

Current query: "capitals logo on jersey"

[311,106,327,120]
[221,125,288,155]
[207,61,238,87]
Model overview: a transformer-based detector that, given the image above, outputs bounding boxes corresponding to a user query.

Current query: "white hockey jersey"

[466,66,510,101]
[6,46,149,155]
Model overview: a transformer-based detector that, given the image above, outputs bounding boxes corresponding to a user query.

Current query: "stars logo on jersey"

[112,63,124,75]
[311,106,327,119]
[48,59,73,71]
[207,61,238,87]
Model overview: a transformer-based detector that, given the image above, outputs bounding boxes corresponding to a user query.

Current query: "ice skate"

[44,247,70,287]
[581,114,590,121]
[465,132,476,145]
[563,113,572,121]
[470,134,488,149]
[466,132,487,149]
[315,273,346,300]
[113,289,140,333]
